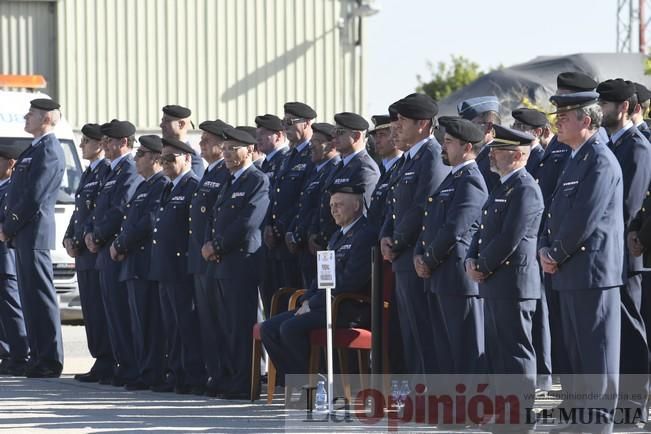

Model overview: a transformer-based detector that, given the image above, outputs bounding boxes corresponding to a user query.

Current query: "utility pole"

[617,0,650,53]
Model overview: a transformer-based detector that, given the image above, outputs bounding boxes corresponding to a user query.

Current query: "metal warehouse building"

[0,0,371,129]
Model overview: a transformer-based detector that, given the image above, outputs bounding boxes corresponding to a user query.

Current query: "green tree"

[416,55,484,101]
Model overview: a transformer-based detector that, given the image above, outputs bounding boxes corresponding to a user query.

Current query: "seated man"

[260,184,376,379]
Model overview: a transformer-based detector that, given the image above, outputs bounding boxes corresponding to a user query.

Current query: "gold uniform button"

[160,207,164,211]
[123,216,127,220]
[176,252,181,256]
[188,217,191,222]
[140,246,144,251]
[505,260,510,265]
[189,204,192,209]
[647,191,650,196]
[422,241,426,246]
[581,246,586,251]
[201,206,206,213]
[547,229,551,234]
[428,197,433,203]
[153,228,157,232]
[276,188,280,193]
[422,225,426,230]
[547,213,551,219]
[539,162,544,167]
[478,239,482,244]
[480,224,484,229]
[153,240,157,244]
[392,214,396,219]
[424,211,428,216]
[189,230,192,234]
[484,210,487,215]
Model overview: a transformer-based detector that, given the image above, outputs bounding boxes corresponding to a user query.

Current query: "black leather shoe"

[219,392,249,400]
[75,371,100,383]
[174,384,191,395]
[6,363,27,377]
[111,377,126,387]
[125,381,149,391]
[150,382,174,393]
[191,385,205,396]
[98,376,114,385]
[25,366,61,378]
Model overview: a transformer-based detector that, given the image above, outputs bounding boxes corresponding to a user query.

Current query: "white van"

[0,76,84,322]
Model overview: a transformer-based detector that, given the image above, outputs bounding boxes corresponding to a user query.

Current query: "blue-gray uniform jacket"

[188,160,231,275]
[1,133,64,250]
[310,150,380,246]
[367,157,404,231]
[475,144,500,193]
[86,155,140,270]
[638,121,651,141]
[629,187,651,267]
[209,165,270,279]
[531,136,571,211]
[260,146,291,188]
[149,171,198,282]
[64,159,111,270]
[265,143,313,246]
[415,161,488,296]
[539,132,624,291]
[300,216,377,310]
[524,144,545,179]
[0,181,16,276]
[467,168,544,299]
[381,137,449,271]
[288,156,340,247]
[113,171,170,282]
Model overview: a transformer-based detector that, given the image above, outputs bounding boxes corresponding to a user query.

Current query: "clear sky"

[365,0,620,115]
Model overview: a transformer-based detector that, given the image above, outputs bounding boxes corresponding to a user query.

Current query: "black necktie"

[162,183,173,202]
[328,230,344,249]
[261,159,271,173]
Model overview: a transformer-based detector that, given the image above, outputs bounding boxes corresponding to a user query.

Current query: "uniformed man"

[261,184,375,378]
[597,78,651,424]
[189,120,232,397]
[536,72,600,390]
[255,113,290,317]
[110,135,169,391]
[367,114,404,231]
[380,93,449,375]
[539,91,623,432]
[414,117,487,377]
[264,102,315,291]
[633,82,651,140]
[0,142,30,376]
[465,125,543,433]
[511,108,548,178]
[510,108,553,390]
[150,137,204,395]
[0,99,65,378]
[201,127,269,399]
[64,123,112,383]
[457,96,501,192]
[84,119,140,386]
[160,104,205,178]
[286,122,340,288]
[309,112,380,254]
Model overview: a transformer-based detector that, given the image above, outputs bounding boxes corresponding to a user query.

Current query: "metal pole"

[326,286,334,415]
[640,0,646,53]
[371,246,383,377]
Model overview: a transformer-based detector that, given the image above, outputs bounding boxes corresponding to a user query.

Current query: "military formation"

[2,71,651,432]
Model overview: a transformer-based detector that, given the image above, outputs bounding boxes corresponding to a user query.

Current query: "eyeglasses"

[282,117,306,127]
[160,152,183,163]
[135,149,159,158]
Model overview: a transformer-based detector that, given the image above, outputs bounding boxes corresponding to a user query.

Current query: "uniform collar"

[499,166,524,185]
[407,135,432,159]
[0,178,10,188]
[89,158,105,171]
[342,148,363,166]
[382,154,402,172]
[31,131,55,146]
[266,143,289,161]
[171,168,192,189]
[451,159,475,174]
[207,158,223,172]
[609,121,634,145]
[294,140,310,154]
[340,215,363,236]
[110,152,130,171]
[232,162,252,181]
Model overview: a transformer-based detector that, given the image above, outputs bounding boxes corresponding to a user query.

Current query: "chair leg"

[267,357,276,404]
[250,338,261,401]
[357,350,369,391]
[337,349,352,402]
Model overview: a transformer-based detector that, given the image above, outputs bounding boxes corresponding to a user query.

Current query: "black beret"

[388,102,400,121]
[312,122,336,139]
[370,115,391,133]
[30,98,60,111]
[81,123,104,140]
[395,93,438,120]
[329,183,365,195]
[557,72,598,92]
[236,126,258,139]
[597,79,636,102]
[223,126,256,145]
[161,137,194,154]
[439,117,484,143]
[284,102,317,119]
[138,135,163,153]
[0,142,29,160]
[162,104,191,119]
[199,119,231,138]
[100,119,136,139]
[489,125,535,148]
[635,82,651,103]
[254,114,283,132]
[433,127,446,144]
[334,112,369,131]
[511,108,548,128]
[549,91,600,114]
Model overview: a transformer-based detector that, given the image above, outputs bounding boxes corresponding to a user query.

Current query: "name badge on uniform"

[104,180,116,188]
[84,181,99,189]
[334,177,350,185]
[562,181,579,187]
[494,198,507,203]
[439,188,454,195]
[292,163,307,172]
[20,157,32,164]
[339,244,352,250]
[171,195,185,201]
[204,181,221,189]
[136,193,148,200]
[552,149,567,154]
[232,191,245,198]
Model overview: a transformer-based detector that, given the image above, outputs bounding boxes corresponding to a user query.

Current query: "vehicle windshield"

[0,137,82,204]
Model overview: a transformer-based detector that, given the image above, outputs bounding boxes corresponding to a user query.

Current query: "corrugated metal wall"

[0,0,57,98]
[54,0,366,129]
